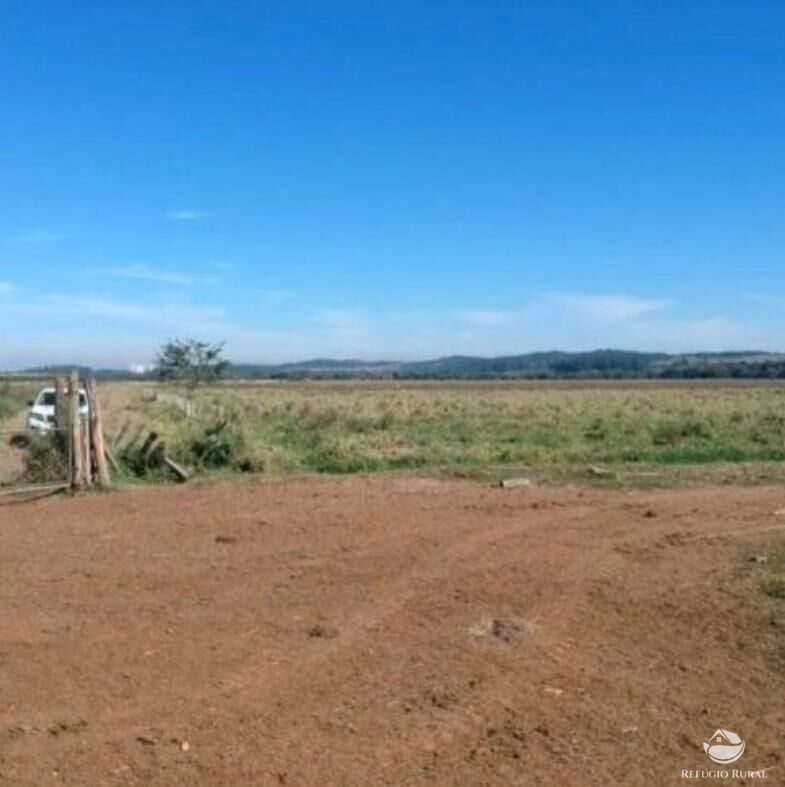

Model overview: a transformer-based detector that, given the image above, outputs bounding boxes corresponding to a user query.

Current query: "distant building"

[130,363,149,375]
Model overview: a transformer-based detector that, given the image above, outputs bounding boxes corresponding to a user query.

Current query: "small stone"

[215,535,237,544]
[181,740,190,752]
[498,478,532,489]
[542,687,564,697]
[749,555,768,564]
[590,466,614,477]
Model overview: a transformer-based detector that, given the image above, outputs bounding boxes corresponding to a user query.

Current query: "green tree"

[154,339,229,390]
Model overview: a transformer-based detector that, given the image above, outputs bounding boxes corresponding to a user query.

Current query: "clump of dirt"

[47,720,88,737]
[468,617,534,643]
[307,624,338,639]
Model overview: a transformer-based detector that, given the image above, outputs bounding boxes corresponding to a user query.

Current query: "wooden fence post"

[69,370,83,491]
[86,379,111,488]
[54,377,66,431]
[81,412,93,489]
[54,376,68,457]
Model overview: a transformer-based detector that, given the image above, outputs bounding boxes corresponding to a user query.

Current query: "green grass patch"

[103,382,785,482]
[762,544,785,601]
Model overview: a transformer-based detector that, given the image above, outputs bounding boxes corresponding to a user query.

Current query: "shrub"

[22,435,69,484]
[191,422,243,469]
[583,418,608,441]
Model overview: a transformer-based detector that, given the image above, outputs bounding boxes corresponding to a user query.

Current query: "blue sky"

[2,1,784,368]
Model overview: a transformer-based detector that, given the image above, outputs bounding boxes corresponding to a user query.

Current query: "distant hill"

[229,349,785,380]
[17,349,785,380]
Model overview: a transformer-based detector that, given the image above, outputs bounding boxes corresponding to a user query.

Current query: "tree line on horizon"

[19,347,785,381]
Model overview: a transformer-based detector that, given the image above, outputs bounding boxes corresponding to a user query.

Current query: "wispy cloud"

[547,292,673,322]
[458,309,515,327]
[166,209,207,221]
[17,229,68,244]
[85,264,217,285]
[312,309,369,338]
[44,295,223,324]
[1,291,224,329]
[0,282,778,367]
[213,261,238,271]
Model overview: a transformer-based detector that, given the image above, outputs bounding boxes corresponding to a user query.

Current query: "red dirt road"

[1,477,784,786]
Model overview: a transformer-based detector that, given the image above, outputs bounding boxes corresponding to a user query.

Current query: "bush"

[583,418,608,441]
[22,434,69,484]
[190,422,243,469]
[651,418,711,446]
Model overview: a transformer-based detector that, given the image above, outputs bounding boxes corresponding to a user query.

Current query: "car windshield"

[35,391,88,407]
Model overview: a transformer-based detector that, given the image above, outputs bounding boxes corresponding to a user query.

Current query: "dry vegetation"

[0,381,32,422]
[99,380,785,484]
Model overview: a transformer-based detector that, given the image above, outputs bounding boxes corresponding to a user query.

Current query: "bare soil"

[1,477,784,786]
[0,411,28,486]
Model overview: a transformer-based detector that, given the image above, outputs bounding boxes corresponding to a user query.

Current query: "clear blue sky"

[1,1,784,368]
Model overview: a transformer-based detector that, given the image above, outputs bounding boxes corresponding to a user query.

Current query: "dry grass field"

[94,380,785,486]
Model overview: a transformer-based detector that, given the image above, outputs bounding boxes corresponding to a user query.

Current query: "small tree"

[155,339,229,391]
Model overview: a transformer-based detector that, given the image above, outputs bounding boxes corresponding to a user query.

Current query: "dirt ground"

[1,477,784,786]
[0,411,29,487]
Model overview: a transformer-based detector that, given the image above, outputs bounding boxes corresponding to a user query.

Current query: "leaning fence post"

[86,379,111,488]
[69,370,83,491]
[81,411,93,489]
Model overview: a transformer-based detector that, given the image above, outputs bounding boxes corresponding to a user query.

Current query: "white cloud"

[17,229,68,244]
[166,209,207,221]
[2,293,224,329]
[85,264,217,285]
[547,292,673,322]
[458,309,515,327]
[44,295,224,325]
[0,281,780,367]
[312,309,370,339]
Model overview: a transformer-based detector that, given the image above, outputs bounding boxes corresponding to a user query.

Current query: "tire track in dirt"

[1,479,784,786]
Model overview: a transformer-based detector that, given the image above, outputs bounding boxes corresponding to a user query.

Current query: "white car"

[27,387,89,432]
